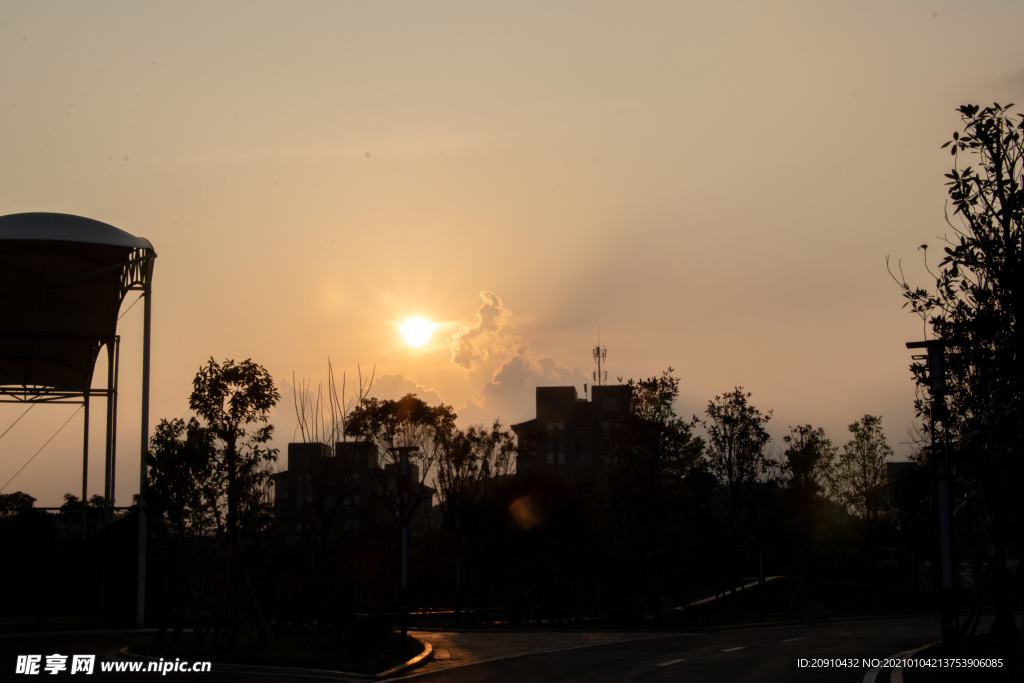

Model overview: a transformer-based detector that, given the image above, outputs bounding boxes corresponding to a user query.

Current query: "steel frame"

[0,244,154,624]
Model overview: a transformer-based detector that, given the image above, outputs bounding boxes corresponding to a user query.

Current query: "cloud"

[458,349,589,428]
[370,373,446,407]
[445,290,589,427]
[447,291,514,371]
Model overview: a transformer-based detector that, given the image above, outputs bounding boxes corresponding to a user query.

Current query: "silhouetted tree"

[828,415,891,521]
[780,424,836,599]
[895,102,1023,661]
[146,417,217,643]
[190,358,279,540]
[188,357,279,648]
[607,369,704,622]
[435,420,516,515]
[703,388,773,600]
[827,414,891,604]
[0,491,35,516]
[346,393,456,625]
[346,393,455,528]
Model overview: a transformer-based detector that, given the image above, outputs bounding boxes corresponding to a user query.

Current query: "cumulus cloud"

[445,291,589,426]
[370,373,446,407]
[458,348,589,427]
[447,291,514,371]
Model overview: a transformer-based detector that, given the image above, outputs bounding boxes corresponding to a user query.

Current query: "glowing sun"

[399,317,438,347]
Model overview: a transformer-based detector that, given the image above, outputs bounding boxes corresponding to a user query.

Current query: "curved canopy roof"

[0,212,153,250]
[0,213,155,396]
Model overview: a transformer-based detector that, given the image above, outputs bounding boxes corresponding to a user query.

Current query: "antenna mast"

[592,330,607,386]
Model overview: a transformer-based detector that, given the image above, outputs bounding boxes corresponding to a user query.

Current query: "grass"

[130,622,423,676]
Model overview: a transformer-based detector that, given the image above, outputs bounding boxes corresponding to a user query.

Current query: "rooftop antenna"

[592,329,607,387]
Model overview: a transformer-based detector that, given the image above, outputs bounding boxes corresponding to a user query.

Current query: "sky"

[1,1,1022,507]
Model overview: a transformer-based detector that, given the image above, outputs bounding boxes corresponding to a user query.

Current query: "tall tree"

[780,424,836,599]
[435,420,516,515]
[190,358,279,539]
[607,369,705,623]
[346,393,456,528]
[827,414,891,605]
[703,388,773,599]
[146,417,217,644]
[828,415,891,520]
[894,102,1023,660]
[188,357,279,648]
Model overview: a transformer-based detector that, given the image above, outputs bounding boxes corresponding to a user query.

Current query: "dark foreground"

[0,616,981,682]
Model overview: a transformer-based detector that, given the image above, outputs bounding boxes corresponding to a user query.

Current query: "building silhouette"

[511,384,630,494]
[272,441,435,538]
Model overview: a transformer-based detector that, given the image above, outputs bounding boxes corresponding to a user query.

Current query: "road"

[401,617,958,683]
[0,616,961,682]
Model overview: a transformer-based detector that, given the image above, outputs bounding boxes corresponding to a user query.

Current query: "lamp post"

[455,512,462,629]
[390,446,418,650]
[906,340,960,653]
[757,505,765,622]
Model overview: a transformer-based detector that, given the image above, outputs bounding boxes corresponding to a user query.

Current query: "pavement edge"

[377,643,434,679]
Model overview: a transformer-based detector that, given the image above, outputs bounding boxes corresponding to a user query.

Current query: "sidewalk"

[407,630,664,676]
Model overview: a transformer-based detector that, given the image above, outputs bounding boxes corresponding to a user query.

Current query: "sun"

[399,317,438,347]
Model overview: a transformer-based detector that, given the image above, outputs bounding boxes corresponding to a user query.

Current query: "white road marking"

[782,637,803,642]
[656,659,684,667]
[862,666,880,683]
[722,647,745,652]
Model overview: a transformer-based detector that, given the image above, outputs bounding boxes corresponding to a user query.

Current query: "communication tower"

[592,335,607,387]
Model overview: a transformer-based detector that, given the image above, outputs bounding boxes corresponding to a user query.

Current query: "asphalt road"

[397,617,960,683]
[0,616,965,683]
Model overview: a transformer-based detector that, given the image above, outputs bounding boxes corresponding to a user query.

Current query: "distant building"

[511,384,630,494]
[272,441,435,538]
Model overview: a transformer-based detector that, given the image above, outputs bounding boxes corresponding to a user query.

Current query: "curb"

[386,634,671,680]
[377,643,433,679]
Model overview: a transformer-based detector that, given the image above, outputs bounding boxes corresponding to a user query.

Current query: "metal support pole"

[907,340,959,653]
[104,340,115,505]
[401,524,408,649]
[757,506,765,622]
[110,336,119,505]
[933,397,960,651]
[82,392,90,503]
[82,392,90,539]
[390,445,417,650]
[137,283,152,625]
[455,512,461,629]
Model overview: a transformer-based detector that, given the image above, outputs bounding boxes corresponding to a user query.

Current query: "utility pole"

[390,446,419,650]
[455,512,462,628]
[906,340,959,653]
[757,505,765,622]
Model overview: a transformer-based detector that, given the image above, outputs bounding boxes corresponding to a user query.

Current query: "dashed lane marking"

[722,647,745,652]
[657,659,684,667]
[782,637,803,642]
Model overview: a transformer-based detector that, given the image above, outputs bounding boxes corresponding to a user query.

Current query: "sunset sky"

[2,1,1022,506]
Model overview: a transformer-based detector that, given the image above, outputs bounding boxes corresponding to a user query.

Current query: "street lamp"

[389,446,419,650]
[455,512,462,629]
[906,339,960,652]
[757,505,765,623]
